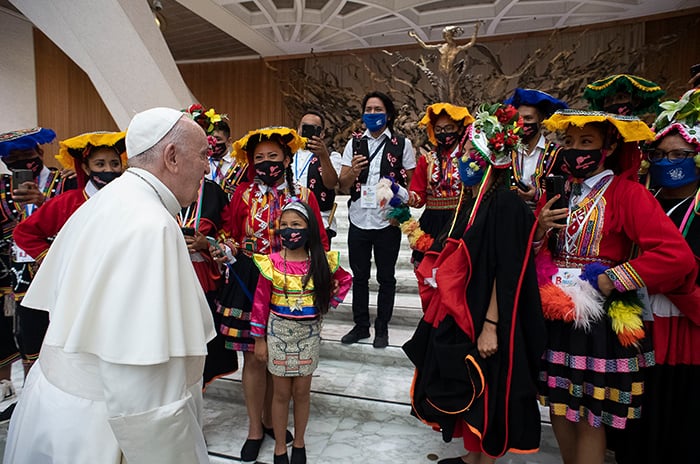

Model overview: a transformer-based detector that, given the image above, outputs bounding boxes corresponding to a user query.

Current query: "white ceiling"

[173,0,700,59]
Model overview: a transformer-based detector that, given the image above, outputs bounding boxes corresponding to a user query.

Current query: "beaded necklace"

[282,248,310,312]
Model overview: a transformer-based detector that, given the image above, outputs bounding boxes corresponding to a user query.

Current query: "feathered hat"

[55,131,127,188]
[419,103,475,146]
[232,127,306,182]
[583,74,665,115]
[504,88,568,118]
[0,127,56,158]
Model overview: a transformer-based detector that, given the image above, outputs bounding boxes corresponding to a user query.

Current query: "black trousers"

[347,224,401,332]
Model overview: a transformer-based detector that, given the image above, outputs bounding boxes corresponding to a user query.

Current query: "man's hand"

[12,181,44,207]
[306,136,329,159]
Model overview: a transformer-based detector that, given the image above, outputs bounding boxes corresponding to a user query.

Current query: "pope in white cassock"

[3,108,216,464]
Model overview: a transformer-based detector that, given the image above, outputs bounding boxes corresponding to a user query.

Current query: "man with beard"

[504,88,568,210]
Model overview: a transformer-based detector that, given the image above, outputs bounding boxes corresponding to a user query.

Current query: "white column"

[10,0,194,129]
[0,9,37,132]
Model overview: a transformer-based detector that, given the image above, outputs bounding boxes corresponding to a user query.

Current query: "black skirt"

[216,254,260,353]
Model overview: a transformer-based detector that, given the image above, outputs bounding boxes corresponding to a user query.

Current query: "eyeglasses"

[646,149,697,164]
[433,124,458,134]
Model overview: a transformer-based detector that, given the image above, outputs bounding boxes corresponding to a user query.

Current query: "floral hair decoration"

[183,104,227,134]
[466,103,522,169]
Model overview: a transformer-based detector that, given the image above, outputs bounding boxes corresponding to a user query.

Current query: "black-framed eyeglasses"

[646,149,697,164]
[433,124,458,134]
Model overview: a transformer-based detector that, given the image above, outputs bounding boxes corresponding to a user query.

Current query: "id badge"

[3,294,15,317]
[11,244,34,264]
[552,267,582,289]
[360,185,377,208]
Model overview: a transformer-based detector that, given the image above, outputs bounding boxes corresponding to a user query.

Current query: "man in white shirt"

[338,91,416,348]
[3,108,216,464]
[504,88,567,209]
[293,110,342,243]
[208,120,248,197]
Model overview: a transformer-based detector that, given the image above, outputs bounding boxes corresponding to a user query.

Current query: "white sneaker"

[0,379,15,402]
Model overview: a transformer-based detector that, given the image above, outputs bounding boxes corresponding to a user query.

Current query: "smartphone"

[206,236,224,254]
[300,123,322,139]
[181,227,195,237]
[352,138,370,183]
[352,137,369,159]
[691,63,700,87]
[12,169,34,191]
[544,175,568,225]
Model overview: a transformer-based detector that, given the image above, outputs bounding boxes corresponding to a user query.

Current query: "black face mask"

[89,171,120,189]
[255,160,286,186]
[435,131,461,148]
[211,142,227,159]
[279,227,308,250]
[7,157,43,179]
[604,103,632,116]
[560,148,605,179]
[521,122,540,143]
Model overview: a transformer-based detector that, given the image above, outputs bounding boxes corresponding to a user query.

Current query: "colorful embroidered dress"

[249,251,351,376]
[216,180,328,352]
[536,111,696,431]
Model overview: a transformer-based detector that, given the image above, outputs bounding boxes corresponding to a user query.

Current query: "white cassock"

[3,167,216,464]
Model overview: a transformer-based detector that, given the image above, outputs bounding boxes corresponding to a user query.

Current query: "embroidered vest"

[306,156,335,212]
[350,134,408,203]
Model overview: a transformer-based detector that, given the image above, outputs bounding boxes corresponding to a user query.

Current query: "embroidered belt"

[426,196,460,210]
[554,255,616,269]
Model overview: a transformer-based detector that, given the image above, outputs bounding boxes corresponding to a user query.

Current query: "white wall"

[0,9,37,132]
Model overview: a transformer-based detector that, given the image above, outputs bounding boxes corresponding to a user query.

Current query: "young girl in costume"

[251,201,351,464]
[214,127,328,464]
[404,103,546,464]
[535,110,696,464]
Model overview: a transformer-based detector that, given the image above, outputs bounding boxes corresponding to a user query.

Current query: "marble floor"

[0,293,615,463]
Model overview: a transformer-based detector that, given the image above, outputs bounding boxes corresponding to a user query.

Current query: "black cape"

[404,186,546,457]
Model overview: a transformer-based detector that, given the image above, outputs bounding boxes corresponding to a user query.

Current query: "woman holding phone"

[534,110,696,464]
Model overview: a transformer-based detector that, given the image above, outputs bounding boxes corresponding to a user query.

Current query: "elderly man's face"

[175,120,210,206]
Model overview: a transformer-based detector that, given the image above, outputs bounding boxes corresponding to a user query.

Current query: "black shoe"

[263,424,294,445]
[0,402,16,424]
[240,437,264,464]
[274,452,290,464]
[372,333,389,348]
[437,457,468,464]
[290,446,307,464]
[341,326,370,344]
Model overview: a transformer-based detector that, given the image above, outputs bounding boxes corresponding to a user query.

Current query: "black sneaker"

[0,402,16,424]
[372,334,389,348]
[240,437,264,464]
[340,326,370,344]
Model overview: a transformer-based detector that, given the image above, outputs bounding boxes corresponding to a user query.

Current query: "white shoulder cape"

[22,168,216,365]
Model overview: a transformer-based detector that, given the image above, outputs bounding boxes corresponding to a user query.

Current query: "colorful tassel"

[539,283,576,322]
[605,291,645,347]
[570,279,606,331]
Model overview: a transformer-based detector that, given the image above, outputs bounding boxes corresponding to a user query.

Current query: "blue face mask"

[458,156,484,186]
[649,158,700,189]
[362,113,387,132]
